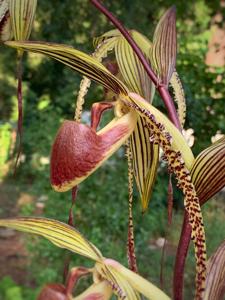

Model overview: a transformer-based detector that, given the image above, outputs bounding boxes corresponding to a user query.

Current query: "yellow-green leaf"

[0,217,103,261]
[204,240,225,300]
[9,0,37,41]
[5,40,128,95]
[191,136,225,204]
[151,6,177,86]
[130,117,159,212]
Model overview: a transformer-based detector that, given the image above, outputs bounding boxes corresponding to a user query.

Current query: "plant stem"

[90,0,181,131]
[173,211,191,300]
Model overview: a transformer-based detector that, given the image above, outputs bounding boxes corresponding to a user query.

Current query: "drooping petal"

[203,240,225,300]
[113,31,158,212]
[126,92,206,299]
[9,0,37,41]
[51,111,137,192]
[115,32,154,102]
[0,217,103,261]
[169,71,186,128]
[130,117,159,212]
[74,281,113,300]
[5,40,128,95]
[96,259,171,300]
[0,0,12,41]
[191,136,225,204]
[151,6,177,86]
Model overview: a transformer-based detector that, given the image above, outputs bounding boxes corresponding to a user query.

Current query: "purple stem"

[173,211,191,300]
[90,0,181,131]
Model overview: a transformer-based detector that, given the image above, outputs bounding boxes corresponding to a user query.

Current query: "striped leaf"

[0,0,12,41]
[151,6,177,86]
[0,217,103,261]
[191,136,225,204]
[51,111,137,192]
[113,32,158,212]
[126,92,206,298]
[5,40,128,95]
[9,0,37,41]
[130,117,159,212]
[115,34,154,102]
[170,71,186,128]
[204,240,225,300]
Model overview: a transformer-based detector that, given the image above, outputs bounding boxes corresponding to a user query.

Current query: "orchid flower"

[0,217,171,300]
[3,7,209,298]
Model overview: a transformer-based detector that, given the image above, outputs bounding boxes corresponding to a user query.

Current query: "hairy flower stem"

[126,141,138,273]
[90,0,181,131]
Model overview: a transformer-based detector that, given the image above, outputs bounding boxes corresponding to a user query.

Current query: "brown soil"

[0,183,35,286]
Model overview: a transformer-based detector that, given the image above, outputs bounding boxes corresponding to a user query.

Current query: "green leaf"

[5,40,128,95]
[151,6,177,86]
[9,0,37,41]
[191,136,225,204]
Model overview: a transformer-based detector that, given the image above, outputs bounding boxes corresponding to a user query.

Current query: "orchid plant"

[0,1,225,300]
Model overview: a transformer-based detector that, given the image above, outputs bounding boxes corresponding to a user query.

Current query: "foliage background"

[0,0,225,299]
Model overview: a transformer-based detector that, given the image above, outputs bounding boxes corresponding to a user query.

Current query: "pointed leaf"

[5,40,128,95]
[130,117,159,212]
[74,281,113,300]
[0,217,103,261]
[169,71,186,128]
[51,111,137,192]
[115,33,154,101]
[204,240,225,300]
[9,0,37,41]
[191,136,225,204]
[151,6,177,86]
